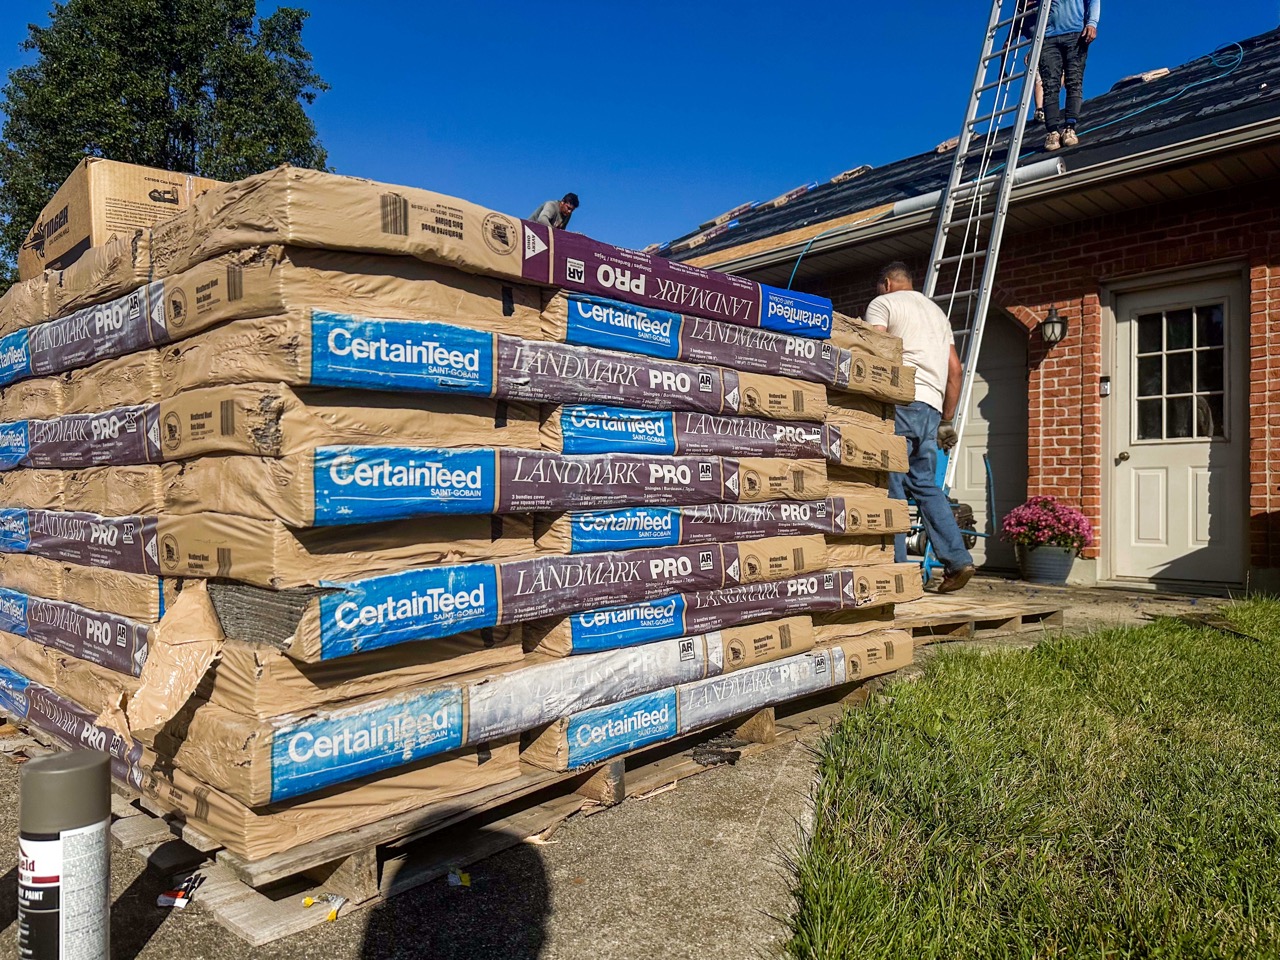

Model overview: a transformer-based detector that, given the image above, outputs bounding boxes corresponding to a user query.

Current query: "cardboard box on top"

[19,158,220,279]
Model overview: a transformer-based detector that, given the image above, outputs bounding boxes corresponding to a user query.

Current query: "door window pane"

[1166,309,1193,350]
[1196,395,1225,439]
[1137,399,1163,440]
[1137,356,1162,397]
[1166,397,1193,438]
[1165,353,1193,395]
[1196,304,1224,347]
[1137,313,1163,353]
[1197,349,1224,393]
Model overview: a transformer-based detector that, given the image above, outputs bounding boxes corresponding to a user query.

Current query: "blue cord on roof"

[783,40,1248,288]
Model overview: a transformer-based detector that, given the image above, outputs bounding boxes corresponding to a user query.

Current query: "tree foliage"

[0,0,328,286]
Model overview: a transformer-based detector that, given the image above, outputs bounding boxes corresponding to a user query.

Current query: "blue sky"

[1,2,1275,250]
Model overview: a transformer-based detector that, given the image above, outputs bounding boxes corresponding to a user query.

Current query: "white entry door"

[1111,279,1246,584]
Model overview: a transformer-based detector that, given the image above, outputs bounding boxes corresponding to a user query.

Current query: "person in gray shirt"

[531,193,579,229]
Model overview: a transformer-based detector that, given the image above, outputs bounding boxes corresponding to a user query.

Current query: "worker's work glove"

[937,420,959,452]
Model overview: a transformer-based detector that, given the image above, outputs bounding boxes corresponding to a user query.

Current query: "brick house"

[663,28,1280,590]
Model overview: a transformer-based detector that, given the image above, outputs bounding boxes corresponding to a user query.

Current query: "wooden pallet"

[895,596,1064,643]
[106,680,875,946]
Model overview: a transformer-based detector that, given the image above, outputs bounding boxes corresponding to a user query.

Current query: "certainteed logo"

[21,205,69,259]
[327,456,484,490]
[331,583,487,631]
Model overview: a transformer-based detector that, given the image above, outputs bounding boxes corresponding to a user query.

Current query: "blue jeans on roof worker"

[887,401,974,573]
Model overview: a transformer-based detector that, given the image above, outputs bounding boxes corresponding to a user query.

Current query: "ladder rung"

[934,249,988,268]
[984,37,1037,60]
[976,70,1027,93]
[970,105,1021,127]
[942,210,997,228]
[993,12,1025,31]
[933,288,982,302]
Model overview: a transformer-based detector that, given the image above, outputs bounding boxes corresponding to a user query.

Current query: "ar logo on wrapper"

[698,462,713,482]
[678,637,696,662]
[483,213,519,256]
[699,550,713,572]
[162,412,183,451]
[168,288,189,329]
[566,258,586,284]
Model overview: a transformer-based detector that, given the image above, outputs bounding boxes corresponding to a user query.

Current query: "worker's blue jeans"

[887,401,974,574]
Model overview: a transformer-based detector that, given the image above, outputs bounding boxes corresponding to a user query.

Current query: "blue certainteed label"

[269,686,465,801]
[759,285,832,338]
[567,595,686,653]
[0,331,31,387]
[564,689,678,769]
[561,294,682,359]
[0,508,30,552]
[558,405,675,455]
[0,587,29,636]
[0,663,32,718]
[567,506,681,553]
[312,446,496,524]
[317,563,500,659]
[310,311,496,395]
[0,421,29,470]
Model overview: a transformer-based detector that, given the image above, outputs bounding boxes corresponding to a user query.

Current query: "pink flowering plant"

[1001,496,1094,554]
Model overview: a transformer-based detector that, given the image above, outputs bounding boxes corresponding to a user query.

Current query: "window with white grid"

[1132,302,1226,442]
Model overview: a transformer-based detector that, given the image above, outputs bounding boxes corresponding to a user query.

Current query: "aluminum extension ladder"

[924,0,1051,490]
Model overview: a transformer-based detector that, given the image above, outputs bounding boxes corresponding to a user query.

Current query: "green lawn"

[785,600,1280,960]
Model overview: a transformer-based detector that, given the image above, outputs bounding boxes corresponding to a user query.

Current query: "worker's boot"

[938,564,976,594]
[1062,126,1079,147]
[1044,130,1061,151]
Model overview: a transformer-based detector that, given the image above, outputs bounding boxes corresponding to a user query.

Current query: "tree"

[0,0,328,288]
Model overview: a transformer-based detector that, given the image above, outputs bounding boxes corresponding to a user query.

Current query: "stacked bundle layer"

[0,164,923,860]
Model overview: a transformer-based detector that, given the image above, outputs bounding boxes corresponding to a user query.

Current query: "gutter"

[702,114,1280,276]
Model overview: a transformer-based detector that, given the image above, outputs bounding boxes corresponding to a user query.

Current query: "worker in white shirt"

[866,262,976,593]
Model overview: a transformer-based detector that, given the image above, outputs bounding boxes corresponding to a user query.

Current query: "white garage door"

[951,313,1028,571]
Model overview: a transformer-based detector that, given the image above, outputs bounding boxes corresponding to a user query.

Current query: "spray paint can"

[18,751,110,960]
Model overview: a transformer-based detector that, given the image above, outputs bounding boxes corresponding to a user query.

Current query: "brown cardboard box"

[0,376,63,422]
[0,274,48,334]
[831,311,903,362]
[0,551,174,621]
[831,350,916,404]
[827,421,909,473]
[817,630,914,682]
[135,741,519,860]
[45,233,149,320]
[39,243,543,345]
[202,629,524,720]
[12,383,539,468]
[9,508,534,589]
[19,158,220,279]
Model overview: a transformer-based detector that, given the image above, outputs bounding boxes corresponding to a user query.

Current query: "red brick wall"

[807,180,1280,571]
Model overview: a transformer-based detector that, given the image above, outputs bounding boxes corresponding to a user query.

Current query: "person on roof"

[1039,0,1100,150]
[866,262,975,594]
[531,193,579,229]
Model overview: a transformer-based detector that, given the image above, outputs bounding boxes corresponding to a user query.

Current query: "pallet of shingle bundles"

[0,383,537,470]
[522,629,914,771]
[132,616,811,807]
[524,563,923,657]
[206,534,828,663]
[0,657,521,861]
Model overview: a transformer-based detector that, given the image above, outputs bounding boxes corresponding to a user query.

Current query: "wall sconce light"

[1040,306,1068,345]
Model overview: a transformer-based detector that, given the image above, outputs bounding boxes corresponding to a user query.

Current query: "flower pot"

[1016,544,1076,586]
